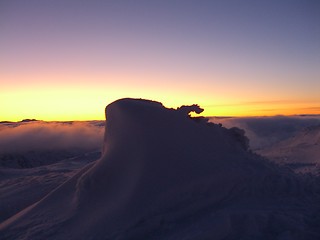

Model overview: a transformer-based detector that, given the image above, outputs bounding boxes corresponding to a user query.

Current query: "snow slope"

[1,98,320,239]
[0,151,99,223]
[258,125,320,175]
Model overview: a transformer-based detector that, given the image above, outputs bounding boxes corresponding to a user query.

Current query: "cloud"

[205,100,299,108]
[0,121,104,154]
[2,114,320,155]
[210,115,320,150]
[205,100,320,108]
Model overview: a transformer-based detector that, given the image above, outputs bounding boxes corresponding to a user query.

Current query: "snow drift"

[1,98,320,239]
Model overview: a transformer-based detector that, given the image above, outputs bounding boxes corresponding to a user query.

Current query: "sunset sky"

[1,0,319,121]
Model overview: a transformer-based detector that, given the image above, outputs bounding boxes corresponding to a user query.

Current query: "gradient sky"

[1,0,319,121]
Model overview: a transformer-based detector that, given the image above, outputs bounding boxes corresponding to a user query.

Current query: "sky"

[1,0,319,121]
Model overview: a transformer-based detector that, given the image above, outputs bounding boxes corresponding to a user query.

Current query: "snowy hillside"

[0,151,99,223]
[258,125,320,175]
[1,98,320,240]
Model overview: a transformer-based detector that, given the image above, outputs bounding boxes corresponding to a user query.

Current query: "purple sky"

[1,0,319,120]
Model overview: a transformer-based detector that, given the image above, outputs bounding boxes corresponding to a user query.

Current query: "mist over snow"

[211,115,320,150]
[0,121,104,154]
[257,124,320,175]
[0,121,104,219]
[0,121,104,168]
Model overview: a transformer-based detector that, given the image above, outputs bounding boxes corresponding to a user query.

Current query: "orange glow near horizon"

[202,101,320,117]
[2,79,319,121]
[1,72,319,121]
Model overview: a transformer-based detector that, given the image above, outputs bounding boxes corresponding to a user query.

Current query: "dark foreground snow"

[1,98,320,240]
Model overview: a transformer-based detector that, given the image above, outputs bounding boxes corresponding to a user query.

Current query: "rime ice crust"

[1,98,320,240]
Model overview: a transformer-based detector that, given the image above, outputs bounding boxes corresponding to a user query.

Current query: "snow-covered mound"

[258,125,320,175]
[1,98,320,240]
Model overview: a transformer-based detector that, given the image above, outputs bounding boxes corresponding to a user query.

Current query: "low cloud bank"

[2,115,319,154]
[210,115,320,149]
[0,121,104,154]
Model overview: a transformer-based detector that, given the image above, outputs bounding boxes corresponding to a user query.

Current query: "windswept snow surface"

[0,151,100,223]
[1,98,320,239]
[258,125,320,175]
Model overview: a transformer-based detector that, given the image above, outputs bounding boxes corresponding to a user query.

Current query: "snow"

[258,125,320,175]
[0,151,99,223]
[1,98,320,239]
